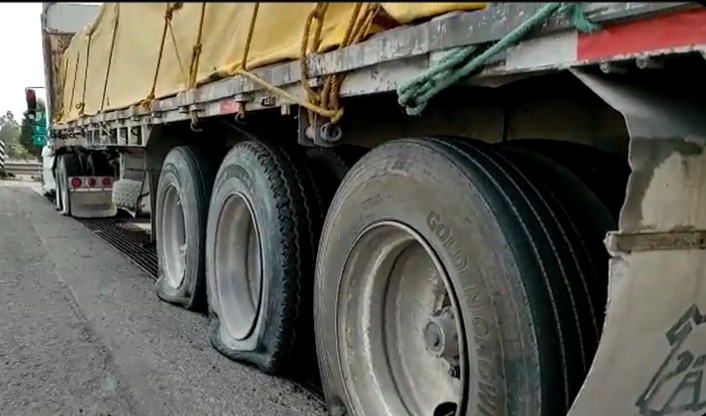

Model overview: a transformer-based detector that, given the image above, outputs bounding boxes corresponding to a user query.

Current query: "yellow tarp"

[57,2,486,123]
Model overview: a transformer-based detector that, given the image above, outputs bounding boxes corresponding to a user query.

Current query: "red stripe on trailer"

[577,7,706,61]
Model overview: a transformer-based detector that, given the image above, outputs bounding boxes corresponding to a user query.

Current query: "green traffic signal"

[32,109,48,146]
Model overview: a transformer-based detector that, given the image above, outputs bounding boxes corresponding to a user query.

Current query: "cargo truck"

[34,2,706,415]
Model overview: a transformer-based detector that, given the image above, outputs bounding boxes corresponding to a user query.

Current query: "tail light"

[86,177,97,187]
[70,177,82,188]
[101,177,113,187]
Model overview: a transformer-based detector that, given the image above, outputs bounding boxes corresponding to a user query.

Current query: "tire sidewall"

[316,140,539,416]
[155,149,204,305]
[206,144,280,353]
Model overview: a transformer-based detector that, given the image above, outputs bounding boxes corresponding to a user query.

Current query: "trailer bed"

[51,2,703,148]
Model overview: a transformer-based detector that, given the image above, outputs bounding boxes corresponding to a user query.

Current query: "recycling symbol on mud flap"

[636,305,706,415]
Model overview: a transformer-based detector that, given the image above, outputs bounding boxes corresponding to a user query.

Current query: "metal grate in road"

[79,217,158,278]
[76,213,325,402]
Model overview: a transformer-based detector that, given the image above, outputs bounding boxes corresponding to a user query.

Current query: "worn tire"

[56,153,81,216]
[206,140,322,374]
[155,146,217,311]
[305,145,367,206]
[496,144,616,325]
[315,137,600,416]
[506,139,629,219]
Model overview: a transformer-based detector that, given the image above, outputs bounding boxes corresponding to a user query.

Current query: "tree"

[0,110,26,160]
[18,99,47,161]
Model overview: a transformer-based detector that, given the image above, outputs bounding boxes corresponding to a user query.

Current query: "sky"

[0,3,46,118]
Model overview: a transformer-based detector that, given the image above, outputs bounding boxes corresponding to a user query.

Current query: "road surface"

[0,181,326,416]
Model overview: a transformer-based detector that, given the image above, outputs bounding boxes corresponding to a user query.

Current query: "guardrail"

[2,161,43,177]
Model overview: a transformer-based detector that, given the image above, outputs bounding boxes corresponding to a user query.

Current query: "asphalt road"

[0,182,326,416]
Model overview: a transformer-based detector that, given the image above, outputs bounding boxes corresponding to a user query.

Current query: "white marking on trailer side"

[505,31,578,71]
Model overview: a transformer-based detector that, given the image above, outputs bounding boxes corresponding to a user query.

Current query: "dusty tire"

[315,137,599,416]
[506,139,629,219]
[56,154,81,216]
[495,144,616,322]
[305,145,367,206]
[155,146,217,311]
[206,140,322,374]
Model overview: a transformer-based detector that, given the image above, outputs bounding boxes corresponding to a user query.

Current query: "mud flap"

[68,177,117,219]
[69,191,117,218]
[568,69,706,415]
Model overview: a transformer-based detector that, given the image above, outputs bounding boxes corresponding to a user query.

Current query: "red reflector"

[70,177,82,188]
[87,177,97,187]
[101,177,113,187]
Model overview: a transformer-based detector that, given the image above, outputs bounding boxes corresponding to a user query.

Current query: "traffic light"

[25,88,37,120]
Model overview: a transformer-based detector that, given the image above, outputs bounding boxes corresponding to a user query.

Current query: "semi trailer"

[34,2,706,415]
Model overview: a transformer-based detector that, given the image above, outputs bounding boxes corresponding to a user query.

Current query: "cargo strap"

[137,2,375,129]
[141,2,206,132]
[76,3,387,127]
[100,5,121,113]
[141,3,183,109]
[232,2,381,125]
[397,2,600,116]
[62,48,81,123]
[75,32,93,116]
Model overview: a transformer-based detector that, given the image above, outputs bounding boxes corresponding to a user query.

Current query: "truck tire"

[206,140,322,375]
[56,153,81,216]
[315,137,598,416]
[495,144,616,322]
[155,146,217,311]
[505,139,629,219]
[305,145,367,206]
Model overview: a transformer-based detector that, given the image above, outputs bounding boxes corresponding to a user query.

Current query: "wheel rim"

[337,221,467,416]
[161,184,187,288]
[214,193,262,340]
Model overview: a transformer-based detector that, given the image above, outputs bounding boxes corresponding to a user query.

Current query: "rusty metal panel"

[568,68,706,416]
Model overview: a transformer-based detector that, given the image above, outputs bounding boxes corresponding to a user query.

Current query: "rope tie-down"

[397,2,600,116]
[141,2,206,132]
[75,30,94,116]
[140,3,185,109]
[100,4,120,113]
[231,2,381,131]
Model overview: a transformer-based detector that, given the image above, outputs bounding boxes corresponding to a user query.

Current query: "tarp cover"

[55,2,486,123]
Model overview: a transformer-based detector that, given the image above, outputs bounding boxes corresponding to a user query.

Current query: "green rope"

[397,3,600,116]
